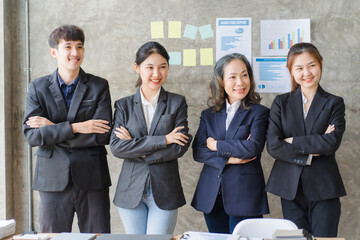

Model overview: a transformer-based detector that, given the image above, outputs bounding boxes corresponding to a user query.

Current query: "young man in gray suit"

[23,25,112,233]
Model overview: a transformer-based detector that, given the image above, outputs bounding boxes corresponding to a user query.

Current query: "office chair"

[232,218,298,238]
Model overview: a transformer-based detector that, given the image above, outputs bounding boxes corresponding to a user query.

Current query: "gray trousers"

[38,181,110,233]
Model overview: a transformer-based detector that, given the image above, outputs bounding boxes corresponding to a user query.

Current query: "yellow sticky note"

[168,21,182,38]
[200,48,214,66]
[183,49,196,66]
[151,21,164,39]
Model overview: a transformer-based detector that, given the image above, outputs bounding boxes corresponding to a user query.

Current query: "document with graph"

[216,18,252,61]
[261,19,310,56]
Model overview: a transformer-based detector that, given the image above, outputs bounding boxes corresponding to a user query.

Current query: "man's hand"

[26,116,54,128]
[71,119,110,134]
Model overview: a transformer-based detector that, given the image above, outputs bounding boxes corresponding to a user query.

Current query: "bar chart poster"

[253,57,291,93]
[261,19,310,56]
[216,18,251,61]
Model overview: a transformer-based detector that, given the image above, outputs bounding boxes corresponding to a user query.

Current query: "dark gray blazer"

[110,87,192,210]
[266,86,346,201]
[23,68,112,191]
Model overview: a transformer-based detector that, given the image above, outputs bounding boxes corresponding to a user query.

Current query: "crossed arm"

[23,81,112,147]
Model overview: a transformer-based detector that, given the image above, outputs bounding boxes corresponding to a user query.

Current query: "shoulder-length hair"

[208,53,261,112]
[287,42,323,92]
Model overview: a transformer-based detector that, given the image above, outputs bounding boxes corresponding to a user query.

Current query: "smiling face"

[134,53,168,94]
[50,39,84,74]
[223,59,250,104]
[290,52,322,91]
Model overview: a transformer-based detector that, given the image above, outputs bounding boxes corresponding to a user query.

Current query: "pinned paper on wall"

[168,21,182,38]
[169,52,182,65]
[199,24,214,39]
[183,49,196,66]
[151,21,164,39]
[200,48,214,66]
[183,24,198,40]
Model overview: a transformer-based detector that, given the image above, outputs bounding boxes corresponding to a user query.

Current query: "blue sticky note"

[169,52,181,65]
[199,24,214,39]
[183,24,198,40]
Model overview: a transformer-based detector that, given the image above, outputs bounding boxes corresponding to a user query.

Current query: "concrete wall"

[1,0,359,239]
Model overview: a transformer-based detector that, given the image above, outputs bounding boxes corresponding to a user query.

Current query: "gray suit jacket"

[23,69,112,191]
[110,87,192,210]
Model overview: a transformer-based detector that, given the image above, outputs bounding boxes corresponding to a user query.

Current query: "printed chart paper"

[261,19,310,56]
[253,57,291,93]
[216,18,252,61]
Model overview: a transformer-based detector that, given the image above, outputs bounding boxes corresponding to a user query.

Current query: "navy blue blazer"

[266,86,346,201]
[191,103,269,216]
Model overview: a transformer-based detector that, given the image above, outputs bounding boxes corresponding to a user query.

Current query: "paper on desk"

[13,234,50,240]
[0,219,16,239]
[180,231,264,240]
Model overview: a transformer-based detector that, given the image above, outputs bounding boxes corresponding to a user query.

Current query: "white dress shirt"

[140,87,161,134]
[225,99,241,131]
[302,91,313,165]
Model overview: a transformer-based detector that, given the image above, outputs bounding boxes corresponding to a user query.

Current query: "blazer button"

[218,174,222,178]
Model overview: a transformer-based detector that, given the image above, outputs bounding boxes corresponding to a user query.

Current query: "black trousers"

[38,181,110,233]
[281,182,341,237]
[204,192,262,234]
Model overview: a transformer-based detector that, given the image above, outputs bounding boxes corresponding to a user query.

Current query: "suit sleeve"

[292,97,345,155]
[110,100,168,160]
[23,81,75,147]
[267,96,309,166]
[217,107,269,159]
[192,110,228,171]
[60,80,112,148]
[144,97,192,164]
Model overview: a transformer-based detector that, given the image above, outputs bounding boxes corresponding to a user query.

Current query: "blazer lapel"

[133,88,148,136]
[67,70,87,122]
[225,106,248,139]
[289,88,306,135]
[149,88,167,136]
[214,105,227,140]
[48,70,68,119]
[304,85,329,135]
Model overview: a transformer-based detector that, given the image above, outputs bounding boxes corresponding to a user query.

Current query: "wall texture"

[2,0,359,239]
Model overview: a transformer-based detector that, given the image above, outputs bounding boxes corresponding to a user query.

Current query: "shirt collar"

[57,72,79,87]
[140,87,161,107]
[301,91,308,104]
[226,99,241,113]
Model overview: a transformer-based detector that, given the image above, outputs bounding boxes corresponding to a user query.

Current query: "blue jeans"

[117,186,178,234]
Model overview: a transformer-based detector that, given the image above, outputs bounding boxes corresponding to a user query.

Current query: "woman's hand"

[165,126,189,146]
[114,126,132,140]
[284,137,293,144]
[227,156,256,165]
[206,137,217,151]
[325,124,335,134]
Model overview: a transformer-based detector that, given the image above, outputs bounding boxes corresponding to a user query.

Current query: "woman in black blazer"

[266,43,346,237]
[192,53,269,234]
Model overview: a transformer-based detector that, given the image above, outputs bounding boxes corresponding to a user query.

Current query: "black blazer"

[266,86,346,201]
[110,87,192,210]
[23,69,112,191]
[191,103,269,216]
